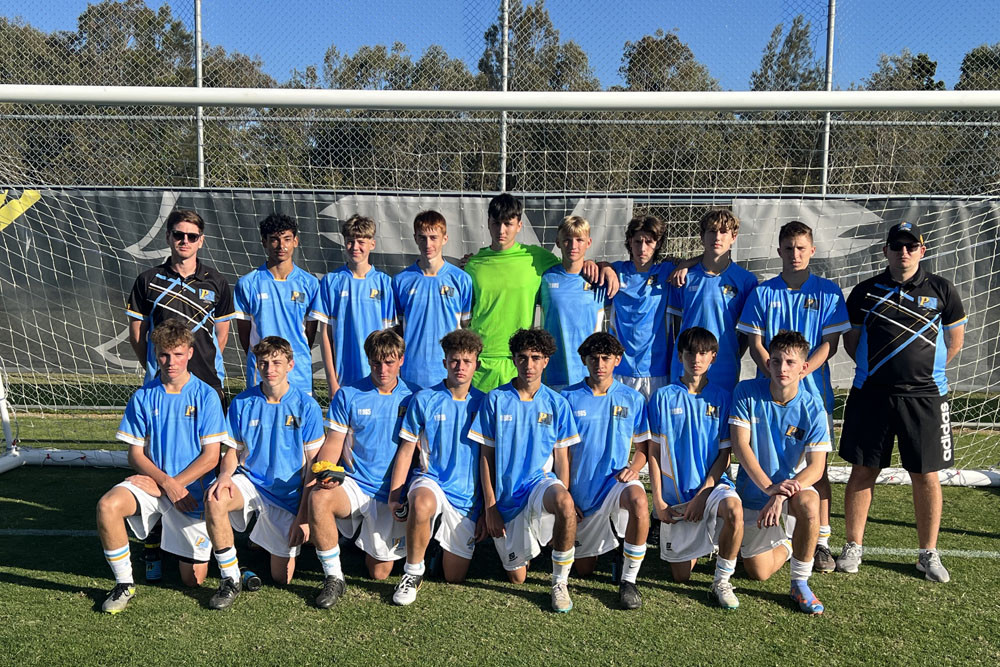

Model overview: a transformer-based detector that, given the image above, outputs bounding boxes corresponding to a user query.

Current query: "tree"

[864,50,945,91]
[478,0,599,92]
[750,15,822,92]
[619,29,717,92]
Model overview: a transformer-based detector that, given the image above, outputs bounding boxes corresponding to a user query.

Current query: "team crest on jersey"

[646,275,658,286]
[199,288,216,302]
[803,297,820,311]
[439,285,455,298]
[583,281,593,291]
[184,405,197,418]
[285,415,300,428]
[721,284,737,298]
[612,405,629,419]
[194,536,207,548]
[537,412,553,426]
[508,552,517,562]
[398,405,408,418]
[291,291,306,303]
[785,425,805,440]
[705,404,719,418]
[369,289,381,299]
[919,296,939,310]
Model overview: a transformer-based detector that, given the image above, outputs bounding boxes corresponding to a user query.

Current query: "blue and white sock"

[104,544,133,585]
[317,546,343,579]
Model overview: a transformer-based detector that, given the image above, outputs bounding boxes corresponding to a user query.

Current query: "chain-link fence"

[1,0,999,196]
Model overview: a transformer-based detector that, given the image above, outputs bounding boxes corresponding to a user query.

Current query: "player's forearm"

[646,442,666,508]
[748,335,769,375]
[215,321,231,352]
[127,447,170,486]
[702,448,731,490]
[305,319,318,347]
[945,326,965,365]
[628,440,648,473]
[217,447,239,478]
[128,320,147,364]
[318,324,339,390]
[805,340,834,376]
[730,428,774,493]
[236,320,251,354]
[480,448,499,507]
[174,444,222,487]
[553,448,570,488]
[389,440,417,502]
[844,329,860,361]
[316,430,345,468]
[791,453,825,489]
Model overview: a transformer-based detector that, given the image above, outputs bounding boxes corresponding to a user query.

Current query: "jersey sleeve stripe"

[303,437,325,451]
[308,310,331,323]
[398,428,419,442]
[728,416,751,429]
[200,432,229,445]
[555,434,581,448]
[214,311,238,323]
[231,310,250,321]
[324,419,349,433]
[806,441,833,452]
[735,321,763,335]
[665,305,682,316]
[226,438,245,450]
[126,308,145,320]
[944,316,968,329]
[822,320,852,335]
[632,430,652,443]
[467,430,491,445]
[116,430,146,447]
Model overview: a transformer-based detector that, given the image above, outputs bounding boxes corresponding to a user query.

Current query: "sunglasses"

[888,241,921,252]
[170,230,202,243]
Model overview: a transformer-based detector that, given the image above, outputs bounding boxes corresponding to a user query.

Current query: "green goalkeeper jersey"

[465,243,560,358]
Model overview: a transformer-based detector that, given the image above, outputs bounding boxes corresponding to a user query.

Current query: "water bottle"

[241,568,262,592]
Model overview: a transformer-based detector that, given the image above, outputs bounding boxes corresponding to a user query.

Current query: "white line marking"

[859,546,1000,559]
[0,529,98,537]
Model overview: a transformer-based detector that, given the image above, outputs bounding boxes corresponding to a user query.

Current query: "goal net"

[0,88,998,484]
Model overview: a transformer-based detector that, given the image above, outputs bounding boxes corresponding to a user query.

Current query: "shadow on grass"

[863,558,923,580]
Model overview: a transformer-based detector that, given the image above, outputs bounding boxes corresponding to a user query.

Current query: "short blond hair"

[699,209,740,235]
[342,214,376,239]
[364,328,406,362]
[557,215,590,240]
[150,318,193,351]
[253,336,293,362]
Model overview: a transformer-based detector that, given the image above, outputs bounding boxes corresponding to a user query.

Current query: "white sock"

[714,556,737,585]
[213,546,240,581]
[780,539,794,562]
[404,560,425,577]
[104,544,133,585]
[818,525,831,549]
[620,541,646,584]
[551,548,575,584]
[317,546,343,579]
[790,557,814,582]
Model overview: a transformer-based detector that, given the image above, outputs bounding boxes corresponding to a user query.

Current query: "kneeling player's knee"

[720,497,742,524]
[742,561,772,582]
[790,493,819,523]
[554,489,575,517]
[574,557,597,577]
[506,568,527,584]
[96,491,126,520]
[624,487,648,515]
[410,491,437,521]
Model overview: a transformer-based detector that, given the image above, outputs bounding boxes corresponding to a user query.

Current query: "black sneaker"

[315,576,346,609]
[208,576,241,610]
[618,581,642,610]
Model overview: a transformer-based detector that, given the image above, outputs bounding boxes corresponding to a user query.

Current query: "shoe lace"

[922,550,942,567]
[109,583,132,600]
[398,573,419,591]
[219,577,238,594]
[845,542,863,558]
[715,581,734,595]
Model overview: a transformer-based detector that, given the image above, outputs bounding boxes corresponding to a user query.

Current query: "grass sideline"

[1,467,999,665]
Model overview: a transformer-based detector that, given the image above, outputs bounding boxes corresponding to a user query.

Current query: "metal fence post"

[499,0,509,192]
[195,0,205,188]
[820,0,837,197]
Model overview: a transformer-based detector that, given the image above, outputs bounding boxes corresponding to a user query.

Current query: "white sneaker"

[392,572,423,606]
[710,580,739,609]
[917,549,950,583]
[101,583,136,614]
[551,581,573,613]
[836,541,863,574]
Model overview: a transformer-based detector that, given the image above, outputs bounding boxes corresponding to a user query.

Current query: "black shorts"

[838,386,953,474]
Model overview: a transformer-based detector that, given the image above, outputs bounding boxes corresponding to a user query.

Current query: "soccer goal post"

[0,85,998,485]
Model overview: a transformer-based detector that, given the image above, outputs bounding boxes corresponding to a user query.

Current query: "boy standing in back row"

[736,220,850,573]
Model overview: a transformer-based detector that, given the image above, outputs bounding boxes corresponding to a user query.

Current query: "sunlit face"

[583,352,621,385]
[883,239,926,274]
[629,232,658,266]
[167,221,204,261]
[488,216,523,251]
[767,348,808,390]
[415,226,447,262]
[156,344,193,381]
[702,225,737,257]
[680,348,717,378]
[444,350,479,386]
[513,348,549,384]
[257,352,293,387]
[558,232,592,263]
[777,234,815,273]
[369,353,403,391]
[263,230,299,264]
[345,235,376,265]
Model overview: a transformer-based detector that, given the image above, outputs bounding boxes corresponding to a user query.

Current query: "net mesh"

[1,0,999,472]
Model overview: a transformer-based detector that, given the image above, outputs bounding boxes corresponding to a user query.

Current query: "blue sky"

[5,0,999,90]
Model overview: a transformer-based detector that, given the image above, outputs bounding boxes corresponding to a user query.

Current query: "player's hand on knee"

[474,515,488,542]
[685,492,709,523]
[758,496,784,528]
[615,467,638,483]
[126,474,161,497]
[769,479,800,498]
[208,474,235,502]
[389,499,407,522]
[288,521,309,547]
[485,505,505,538]
[162,476,194,510]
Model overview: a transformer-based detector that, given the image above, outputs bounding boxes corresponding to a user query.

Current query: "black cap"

[886,222,923,245]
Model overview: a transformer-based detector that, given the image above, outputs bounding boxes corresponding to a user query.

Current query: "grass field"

[1,465,999,666]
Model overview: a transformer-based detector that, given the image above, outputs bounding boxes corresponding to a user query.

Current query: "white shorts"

[228,474,299,559]
[493,477,563,571]
[613,374,670,399]
[336,477,406,562]
[659,484,739,563]
[408,476,477,560]
[118,481,211,562]
[575,480,643,559]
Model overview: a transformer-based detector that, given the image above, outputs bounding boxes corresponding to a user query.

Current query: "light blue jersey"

[728,378,831,511]
[234,264,320,394]
[668,262,758,391]
[648,380,733,507]
[310,266,397,388]
[468,383,580,523]
[399,382,486,518]
[116,375,228,517]
[227,385,325,514]
[560,380,649,517]
[609,260,676,378]
[326,377,417,503]
[540,265,607,387]
[737,273,850,412]
[392,262,472,387]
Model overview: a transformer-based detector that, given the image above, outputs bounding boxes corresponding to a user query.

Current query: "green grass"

[1,467,999,665]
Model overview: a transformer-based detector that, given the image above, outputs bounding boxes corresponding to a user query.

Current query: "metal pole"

[499,0,509,192]
[820,0,837,197]
[195,0,205,188]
